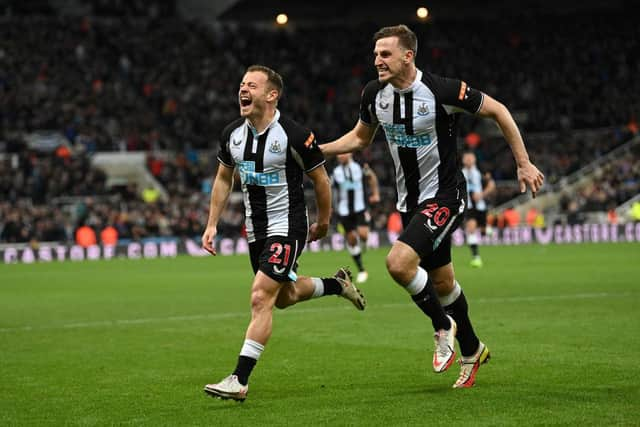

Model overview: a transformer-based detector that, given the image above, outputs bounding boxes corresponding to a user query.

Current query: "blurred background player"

[201,65,366,401]
[320,24,544,388]
[462,151,495,267]
[331,153,380,283]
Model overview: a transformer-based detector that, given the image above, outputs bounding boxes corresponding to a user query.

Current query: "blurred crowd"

[560,144,640,224]
[0,148,217,244]
[3,11,639,151]
[1,7,639,244]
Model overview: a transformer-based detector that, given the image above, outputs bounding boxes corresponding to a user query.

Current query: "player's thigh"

[356,225,369,241]
[249,239,267,274]
[355,211,369,239]
[398,197,464,262]
[476,210,487,231]
[344,229,358,246]
[257,236,305,283]
[251,270,284,308]
[339,214,358,234]
[421,235,453,271]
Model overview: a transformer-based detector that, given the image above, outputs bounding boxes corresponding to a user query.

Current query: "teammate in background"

[462,151,495,268]
[320,25,544,388]
[331,153,380,283]
[201,65,366,402]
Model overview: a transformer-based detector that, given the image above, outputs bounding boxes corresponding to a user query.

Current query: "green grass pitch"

[1,243,639,426]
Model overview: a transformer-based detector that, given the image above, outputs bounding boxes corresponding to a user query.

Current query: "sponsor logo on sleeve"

[458,81,468,101]
[304,132,315,148]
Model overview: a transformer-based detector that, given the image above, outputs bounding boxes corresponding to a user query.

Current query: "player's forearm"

[313,175,332,226]
[206,176,233,227]
[321,130,365,156]
[494,105,531,167]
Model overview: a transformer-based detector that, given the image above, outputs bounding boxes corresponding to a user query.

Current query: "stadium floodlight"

[276,13,288,25]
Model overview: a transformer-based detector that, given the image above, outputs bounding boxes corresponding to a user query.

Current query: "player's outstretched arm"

[477,95,545,197]
[306,165,332,242]
[202,164,235,255]
[320,121,377,157]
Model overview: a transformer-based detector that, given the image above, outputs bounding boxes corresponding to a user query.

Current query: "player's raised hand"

[517,162,544,198]
[201,225,218,256]
[307,222,329,242]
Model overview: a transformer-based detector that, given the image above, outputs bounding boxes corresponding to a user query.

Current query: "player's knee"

[346,232,358,246]
[432,277,454,296]
[250,289,273,312]
[386,254,411,284]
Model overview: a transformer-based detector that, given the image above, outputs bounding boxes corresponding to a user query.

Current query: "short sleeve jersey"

[217,110,325,242]
[331,160,366,216]
[359,69,484,212]
[462,165,487,211]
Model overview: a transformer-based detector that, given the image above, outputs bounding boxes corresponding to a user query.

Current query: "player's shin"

[439,280,480,357]
[309,269,366,310]
[232,339,265,386]
[310,277,343,298]
[467,231,480,257]
[403,267,451,331]
[347,240,365,272]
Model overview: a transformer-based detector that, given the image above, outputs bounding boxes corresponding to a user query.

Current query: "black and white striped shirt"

[217,110,325,242]
[332,160,366,216]
[463,166,487,211]
[360,69,484,212]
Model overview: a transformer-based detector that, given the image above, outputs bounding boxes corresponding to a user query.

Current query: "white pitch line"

[0,291,634,333]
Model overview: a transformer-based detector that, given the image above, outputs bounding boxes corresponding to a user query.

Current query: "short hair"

[245,65,284,99]
[373,25,418,57]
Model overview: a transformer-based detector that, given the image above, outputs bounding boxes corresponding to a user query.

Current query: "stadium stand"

[1,4,638,243]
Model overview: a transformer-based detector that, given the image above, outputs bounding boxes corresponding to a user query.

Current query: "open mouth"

[239,95,252,107]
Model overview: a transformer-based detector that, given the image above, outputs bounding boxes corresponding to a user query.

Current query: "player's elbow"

[489,101,510,121]
[481,95,509,121]
[356,134,374,150]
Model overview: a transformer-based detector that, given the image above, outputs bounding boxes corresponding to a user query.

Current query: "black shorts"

[338,211,369,233]
[466,209,487,228]
[249,236,306,283]
[398,196,465,271]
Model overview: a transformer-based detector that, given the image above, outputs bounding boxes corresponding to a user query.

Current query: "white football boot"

[204,375,248,401]
[432,315,457,373]
[453,341,491,388]
[356,271,369,284]
[335,267,366,310]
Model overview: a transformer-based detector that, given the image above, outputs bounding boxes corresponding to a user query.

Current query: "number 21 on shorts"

[268,243,291,266]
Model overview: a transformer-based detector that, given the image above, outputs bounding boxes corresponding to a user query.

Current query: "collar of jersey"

[391,69,423,94]
[246,109,281,137]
